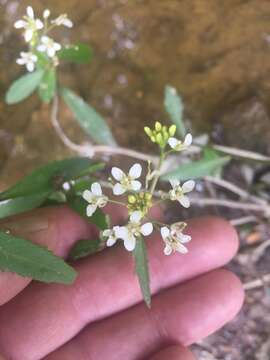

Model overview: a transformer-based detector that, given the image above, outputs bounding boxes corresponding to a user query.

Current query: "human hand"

[0,205,244,360]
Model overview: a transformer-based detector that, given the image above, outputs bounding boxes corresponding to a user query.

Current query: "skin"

[0,205,244,360]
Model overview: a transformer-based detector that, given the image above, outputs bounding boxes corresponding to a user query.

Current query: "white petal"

[63,19,73,28]
[48,47,56,57]
[184,133,192,146]
[103,229,111,237]
[179,234,192,243]
[41,35,49,43]
[129,163,142,179]
[37,44,46,52]
[168,137,178,149]
[91,182,102,196]
[54,42,62,51]
[14,20,26,29]
[27,6,34,18]
[16,58,25,65]
[86,204,97,217]
[82,189,93,203]
[106,236,117,247]
[130,211,142,224]
[169,179,180,189]
[114,226,129,240]
[35,19,44,29]
[178,195,190,208]
[164,244,172,255]
[131,180,141,191]
[140,223,153,236]
[124,235,136,251]
[24,29,33,42]
[43,9,50,19]
[113,183,125,195]
[161,226,170,240]
[176,243,188,254]
[26,62,34,72]
[111,167,124,181]
[182,180,195,193]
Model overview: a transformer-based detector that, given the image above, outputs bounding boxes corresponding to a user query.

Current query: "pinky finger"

[148,345,195,360]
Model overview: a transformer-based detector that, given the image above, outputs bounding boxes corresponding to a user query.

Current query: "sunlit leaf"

[0,158,98,200]
[0,192,49,219]
[38,68,56,103]
[5,70,44,104]
[164,85,186,138]
[133,236,151,308]
[67,195,108,230]
[58,43,93,64]
[69,239,101,260]
[0,232,76,284]
[161,156,231,181]
[61,87,117,146]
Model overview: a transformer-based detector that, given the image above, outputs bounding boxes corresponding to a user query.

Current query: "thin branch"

[229,215,258,226]
[243,273,270,290]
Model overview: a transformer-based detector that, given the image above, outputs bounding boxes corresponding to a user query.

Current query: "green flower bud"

[156,133,163,145]
[155,121,162,131]
[150,135,156,143]
[169,124,177,136]
[128,195,137,204]
[144,126,152,137]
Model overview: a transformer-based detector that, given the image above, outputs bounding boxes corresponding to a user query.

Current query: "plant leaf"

[38,68,56,103]
[133,236,151,308]
[5,70,44,104]
[0,192,49,219]
[0,232,76,284]
[161,155,231,181]
[164,85,186,138]
[69,239,101,260]
[0,158,98,200]
[58,43,93,64]
[67,195,108,230]
[61,87,117,146]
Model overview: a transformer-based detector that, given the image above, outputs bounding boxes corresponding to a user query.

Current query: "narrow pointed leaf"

[38,68,56,103]
[5,70,44,104]
[69,239,101,260]
[0,232,76,284]
[164,85,186,138]
[61,87,116,146]
[161,156,231,181]
[58,43,93,64]
[0,158,99,200]
[133,237,151,308]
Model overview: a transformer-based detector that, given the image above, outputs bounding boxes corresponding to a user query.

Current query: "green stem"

[149,150,165,194]
[108,199,126,207]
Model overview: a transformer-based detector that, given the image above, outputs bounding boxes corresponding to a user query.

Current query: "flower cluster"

[82,123,195,255]
[14,6,73,72]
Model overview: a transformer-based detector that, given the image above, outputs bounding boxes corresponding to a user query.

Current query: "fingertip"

[149,345,196,360]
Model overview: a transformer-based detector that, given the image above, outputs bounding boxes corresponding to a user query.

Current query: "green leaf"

[69,239,101,260]
[161,156,231,182]
[61,87,117,146]
[38,68,56,103]
[0,192,49,219]
[67,195,108,230]
[58,43,93,64]
[5,70,44,104]
[164,85,186,138]
[133,237,151,308]
[0,158,98,201]
[0,232,76,284]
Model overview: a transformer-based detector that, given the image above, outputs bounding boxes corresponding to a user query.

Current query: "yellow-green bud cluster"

[144,122,176,148]
[127,192,153,216]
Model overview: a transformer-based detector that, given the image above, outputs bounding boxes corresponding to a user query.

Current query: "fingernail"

[0,215,49,235]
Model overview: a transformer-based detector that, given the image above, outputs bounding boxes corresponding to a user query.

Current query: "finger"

[148,345,195,360]
[0,217,238,359]
[0,204,125,305]
[44,270,243,360]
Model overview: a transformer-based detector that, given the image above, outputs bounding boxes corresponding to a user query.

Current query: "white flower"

[43,9,51,19]
[103,226,121,247]
[169,179,195,208]
[168,133,192,151]
[82,182,108,217]
[16,51,37,72]
[111,163,142,195]
[37,36,61,58]
[14,6,44,43]
[51,14,73,28]
[116,211,153,251]
[161,224,191,255]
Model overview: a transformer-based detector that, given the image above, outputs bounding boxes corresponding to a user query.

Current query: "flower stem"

[150,150,165,194]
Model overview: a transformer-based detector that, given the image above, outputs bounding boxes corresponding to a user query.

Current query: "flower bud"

[155,121,162,131]
[144,126,152,137]
[169,124,177,136]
